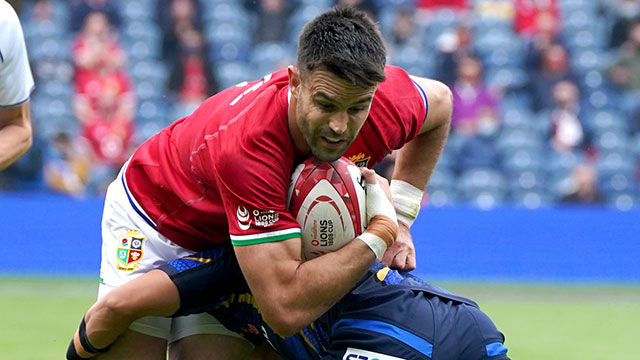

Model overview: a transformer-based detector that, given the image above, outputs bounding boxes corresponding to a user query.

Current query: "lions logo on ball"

[288,157,367,260]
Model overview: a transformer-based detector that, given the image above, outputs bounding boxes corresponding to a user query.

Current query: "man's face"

[293,69,377,162]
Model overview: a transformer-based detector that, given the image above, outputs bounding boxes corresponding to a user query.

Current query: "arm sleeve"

[214,150,301,246]
[0,4,35,107]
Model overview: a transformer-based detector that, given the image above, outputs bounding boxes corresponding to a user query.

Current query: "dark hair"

[297,7,386,88]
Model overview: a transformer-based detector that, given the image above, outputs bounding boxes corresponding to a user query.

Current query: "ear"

[288,65,301,97]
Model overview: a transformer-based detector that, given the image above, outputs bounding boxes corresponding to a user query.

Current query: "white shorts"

[98,164,245,343]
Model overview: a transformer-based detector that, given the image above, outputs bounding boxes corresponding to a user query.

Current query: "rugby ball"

[288,157,367,260]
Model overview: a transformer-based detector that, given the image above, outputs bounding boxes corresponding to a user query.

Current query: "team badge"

[348,153,371,167]
[343,348,405,360]
[116,229,145,271]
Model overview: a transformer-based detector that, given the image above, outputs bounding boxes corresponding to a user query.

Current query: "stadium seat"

[594,131,630,154]
[484,66,529,91]
[458,168,506,206]
[215,61,252,89]
[585,109,629,135]
[424,8,461,39]
[130,60,168,88]
[390,45,434,78]
[606,192,637,211]
[596,152,636,179]
[124,38,160,61]
[29,37,71,62]
[502,148,544,174]
[135,80,162,101]
[122,20,161,47]
[205,22,252,49]
[250,42,295,78]
[599,172,637,197]
[204,3,252,29]
[496,128,543,153]
[509,189,552,209]
[209,42,251,63]
[122,0,151,22]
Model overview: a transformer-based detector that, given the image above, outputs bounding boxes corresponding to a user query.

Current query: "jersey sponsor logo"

[252,209,279,227]
[237,206,252,230]
[348,153,371,167]
[237,206,280,230]
[116,229,145,271]
[343,348,406,360]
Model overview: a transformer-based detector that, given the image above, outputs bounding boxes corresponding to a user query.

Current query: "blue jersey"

[160,247,509,360]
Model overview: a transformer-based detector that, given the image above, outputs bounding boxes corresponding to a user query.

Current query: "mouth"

[323,136,343,144]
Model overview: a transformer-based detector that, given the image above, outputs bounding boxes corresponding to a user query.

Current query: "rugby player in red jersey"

[68,7,452,360]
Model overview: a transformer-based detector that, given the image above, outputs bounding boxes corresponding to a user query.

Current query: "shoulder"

[0,1,26,60]
[0,1,22,41]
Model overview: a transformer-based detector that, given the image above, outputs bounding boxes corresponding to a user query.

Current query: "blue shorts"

[159,247,509,360]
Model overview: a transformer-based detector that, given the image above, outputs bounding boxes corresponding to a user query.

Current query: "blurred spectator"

[28,0,55,22]
[44,131,91,196]
[72,11,126,88]
[530,43,577,111]
[609,21,640,90]
[157,0,204,61]
[608,21,640,116]
[69,0,121,32]
[168,27,219,108]
[474,0,515,20]
[450,56,500,136]
[560,163,605,204]
[71,11,135,193]
[604,0,640,49]
[457,113,503,170]
[416,0,468,12]
[547,80,588,154]
[523,9,561,71]
[73,70,135,169]
[335,0,380,20]
[435,24,474,86]
[513,0,560,39]
[248,0,294,44]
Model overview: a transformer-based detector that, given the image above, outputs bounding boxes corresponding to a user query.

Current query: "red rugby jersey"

[124,66,427,250]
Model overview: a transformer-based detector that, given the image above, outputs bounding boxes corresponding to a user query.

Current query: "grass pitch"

[1,278,639,360]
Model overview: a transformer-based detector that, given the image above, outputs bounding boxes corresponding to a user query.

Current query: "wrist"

[358,232,387,259]
[390,179,424,228]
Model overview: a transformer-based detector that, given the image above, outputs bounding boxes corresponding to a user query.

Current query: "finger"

[380,246,395,265]
[360,167,377,184]
[389,252,407,270]
[404,252,417,271]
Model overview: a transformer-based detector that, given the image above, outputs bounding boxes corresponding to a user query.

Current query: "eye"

[348,106,366,115]
[317,102,336,112]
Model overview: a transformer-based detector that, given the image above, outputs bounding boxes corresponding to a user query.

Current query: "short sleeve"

[0,3,35,107]
[214,150,301,246]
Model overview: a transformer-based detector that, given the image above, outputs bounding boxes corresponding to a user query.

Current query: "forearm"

[0,121,32,170]
[0,105,32,170]
[247,238,376,336]
[71,270,179,356]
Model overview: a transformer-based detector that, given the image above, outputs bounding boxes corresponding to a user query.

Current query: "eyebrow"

[313,91,373,105]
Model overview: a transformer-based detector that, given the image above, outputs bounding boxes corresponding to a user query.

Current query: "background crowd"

[2,0,640,211]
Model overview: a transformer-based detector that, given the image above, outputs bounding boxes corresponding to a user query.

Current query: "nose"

[328,111,348,135]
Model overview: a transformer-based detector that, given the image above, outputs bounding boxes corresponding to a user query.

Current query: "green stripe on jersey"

[231,228,301,246]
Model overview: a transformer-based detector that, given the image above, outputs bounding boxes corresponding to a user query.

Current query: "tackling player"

[72,7,452,359]
[0,0,35,170]
[68,245,510,360]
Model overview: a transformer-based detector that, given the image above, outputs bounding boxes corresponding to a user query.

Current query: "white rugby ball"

[288,157,367,261]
